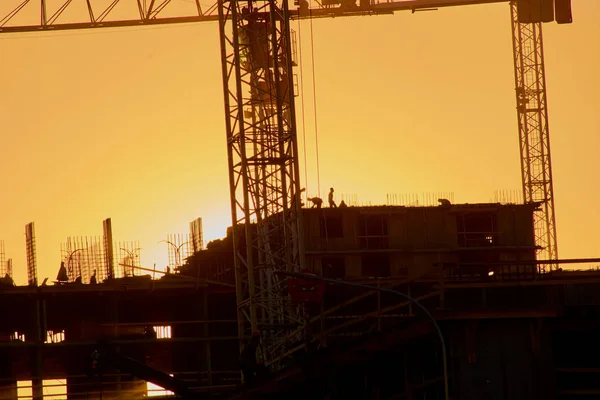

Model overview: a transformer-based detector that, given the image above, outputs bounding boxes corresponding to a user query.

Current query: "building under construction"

[2,202,600,399]
[0,0,589,398]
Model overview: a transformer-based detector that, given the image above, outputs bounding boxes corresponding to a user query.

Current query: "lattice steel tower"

[510,1,559,268]
[218,0,305,365]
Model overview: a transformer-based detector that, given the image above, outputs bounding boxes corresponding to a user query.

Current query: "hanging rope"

[308,2,322,197]
[297,18,310,197]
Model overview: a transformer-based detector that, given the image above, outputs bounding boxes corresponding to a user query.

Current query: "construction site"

[1,0,599,398]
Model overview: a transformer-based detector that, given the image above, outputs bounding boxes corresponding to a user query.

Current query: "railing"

[442,262,538,281]
[441,258,600,283]
[271,257,600,367]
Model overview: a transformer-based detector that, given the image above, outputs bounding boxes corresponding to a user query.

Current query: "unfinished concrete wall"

[423,207,451,248]
[303,204,537,280]
[303,209,358,252]
[406,208,428,249]
[388,211,408,248]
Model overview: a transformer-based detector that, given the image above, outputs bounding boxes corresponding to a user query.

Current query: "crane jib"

[1,0,574,34]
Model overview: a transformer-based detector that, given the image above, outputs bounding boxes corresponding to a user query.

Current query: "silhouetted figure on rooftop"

[0,273,14,286]
[307,197,323,208]
[438,198,451,207]
[56,262,69,282]
[74,276,82,284]
[166,266,171,275]
[90,270,97,284]
[328,188,337,208]
[339,200,348,208]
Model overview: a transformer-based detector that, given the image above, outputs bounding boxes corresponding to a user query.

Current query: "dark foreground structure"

[2,203,600,399]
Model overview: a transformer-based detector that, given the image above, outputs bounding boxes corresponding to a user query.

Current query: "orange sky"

[0,1,598,285]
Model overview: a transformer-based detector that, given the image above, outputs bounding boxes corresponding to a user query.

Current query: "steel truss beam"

[510,1,558,270]
[0,0,218,32]
[218,0,305,367]
[0,0,510,33]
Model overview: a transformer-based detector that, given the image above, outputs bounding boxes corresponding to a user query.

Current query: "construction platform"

[2,203,600,399]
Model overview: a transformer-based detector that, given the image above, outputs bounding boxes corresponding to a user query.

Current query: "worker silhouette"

[90,270,97,284]
[328,188,337,208]
[307,197,323,209]
[438,198,451,207]
[0,273,14,286]
[56,261,69,282]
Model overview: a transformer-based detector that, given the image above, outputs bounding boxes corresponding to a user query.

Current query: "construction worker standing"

[328,188,337,208]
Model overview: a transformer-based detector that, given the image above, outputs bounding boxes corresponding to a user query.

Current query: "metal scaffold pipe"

[276,270,450,400]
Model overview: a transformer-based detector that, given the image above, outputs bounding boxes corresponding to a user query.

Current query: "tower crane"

[0,0,572,368]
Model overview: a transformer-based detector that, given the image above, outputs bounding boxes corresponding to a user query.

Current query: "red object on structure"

[288,272,326,303]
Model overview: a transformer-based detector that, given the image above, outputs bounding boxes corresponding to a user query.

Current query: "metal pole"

[276,271,450,400]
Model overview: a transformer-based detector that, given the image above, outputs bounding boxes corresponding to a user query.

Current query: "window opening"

[457,212,497,247]
[358,215,389,249]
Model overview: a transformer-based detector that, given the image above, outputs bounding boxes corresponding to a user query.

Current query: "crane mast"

[510,1,558,268]
[217,0,305,365]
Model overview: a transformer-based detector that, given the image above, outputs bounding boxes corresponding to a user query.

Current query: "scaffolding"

[61,236,106,283]
[54,218,143,283]
[492,189,523,204]
[386,192,455,207]
[161,234,192,269]
[60,237,142,282]
[116,241,142,278]
[0,241,5,277]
